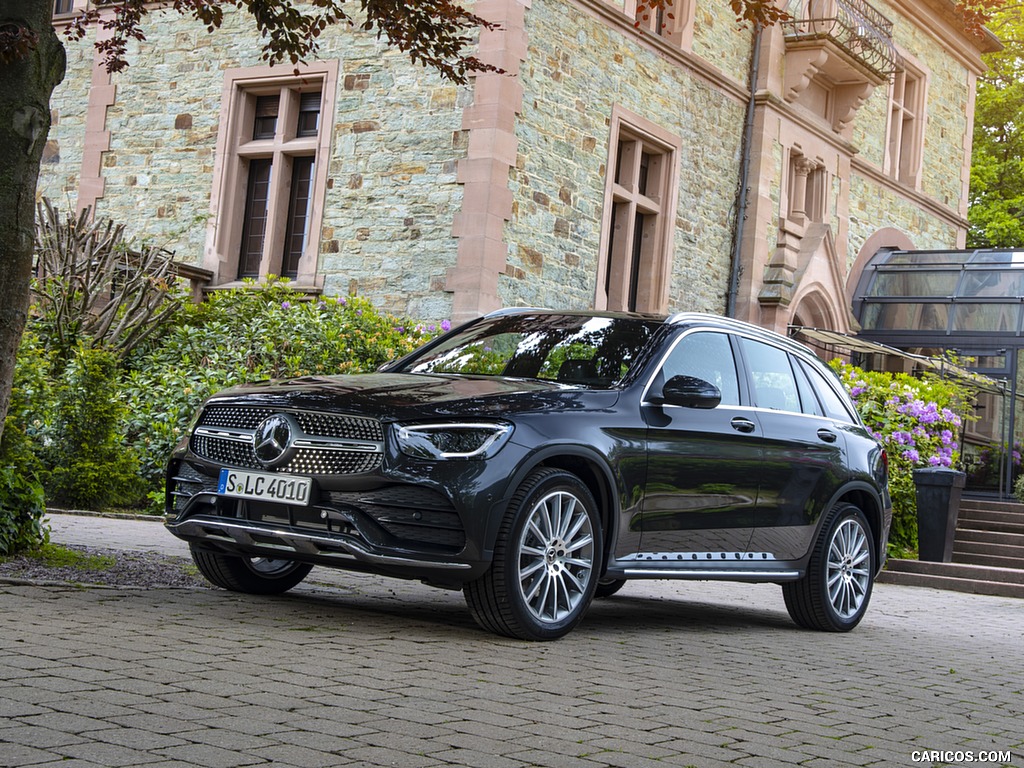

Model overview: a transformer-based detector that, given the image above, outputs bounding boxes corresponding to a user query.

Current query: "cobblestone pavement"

[1,515,1021,768]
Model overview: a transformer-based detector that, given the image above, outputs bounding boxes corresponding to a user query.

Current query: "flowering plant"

[831,361,975,554]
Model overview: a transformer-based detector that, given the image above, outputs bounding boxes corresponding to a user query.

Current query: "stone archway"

[791,287,840,331]
[846,227,916,309]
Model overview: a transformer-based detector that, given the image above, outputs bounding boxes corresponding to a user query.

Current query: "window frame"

[203,63,338,289]
[885,59,927,188]
[621,0,696,49]
[596,107,681,314]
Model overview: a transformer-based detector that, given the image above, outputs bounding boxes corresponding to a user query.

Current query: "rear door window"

[739,337,800,412]
[797,359,857,423]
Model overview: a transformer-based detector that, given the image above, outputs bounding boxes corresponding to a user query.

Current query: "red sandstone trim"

[78,21,115,216]
[448,0,531,323]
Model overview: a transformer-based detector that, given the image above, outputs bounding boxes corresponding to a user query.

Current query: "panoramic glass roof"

[854,249,1024,340]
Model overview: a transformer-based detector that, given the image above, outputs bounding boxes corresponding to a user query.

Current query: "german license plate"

[218,468,312,506]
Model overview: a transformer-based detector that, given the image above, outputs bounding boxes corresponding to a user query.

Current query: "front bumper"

[165,453,501,585]
[166,507,478,584]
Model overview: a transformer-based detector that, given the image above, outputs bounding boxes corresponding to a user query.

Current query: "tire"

[464,468,602,640]
[783,503,875,632]
[190,546,313,595]
[595,578,626,598]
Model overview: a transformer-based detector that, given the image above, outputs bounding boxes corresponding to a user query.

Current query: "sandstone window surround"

[787,152,828,224]
[885,59,927,189]
[596,107,681,313]
[605,0,695,50]
[203,63,339,291]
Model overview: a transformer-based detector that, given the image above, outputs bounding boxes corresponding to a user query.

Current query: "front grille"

[199,405,383,441]
[284,448,381,475]
[190,405,383,475]
[192,433,258,469]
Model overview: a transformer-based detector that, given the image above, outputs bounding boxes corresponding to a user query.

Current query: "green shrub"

[0,329,51,554]
[121,279,439,492]
[831,361,975,555]
[45,346,140,509]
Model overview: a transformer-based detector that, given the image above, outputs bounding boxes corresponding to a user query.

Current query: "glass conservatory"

[856,248,1024,497]
[815,248,1024,498]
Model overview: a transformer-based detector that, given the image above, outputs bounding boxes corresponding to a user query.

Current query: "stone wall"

[847,173,960,263]
[43,7,468,323]
[38,0,981,326]
[504,0,746,314]
[848,0,974,226]
[37,28,91,211]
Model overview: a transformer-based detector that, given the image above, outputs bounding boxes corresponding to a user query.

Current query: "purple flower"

[851,386,865,397]
[428,324,436,332]
[902,449,920,463]
[893,431,915,446]
[396,326,405,334]
[281,301,292,310]
[441,320,451,332]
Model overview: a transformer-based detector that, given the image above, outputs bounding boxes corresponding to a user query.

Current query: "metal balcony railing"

[782,0,901,81]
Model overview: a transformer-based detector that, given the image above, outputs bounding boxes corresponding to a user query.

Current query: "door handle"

[817,428,838,443]
[730,417,757,434]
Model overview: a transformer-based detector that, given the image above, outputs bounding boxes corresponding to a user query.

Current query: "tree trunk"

[0,1,66,445]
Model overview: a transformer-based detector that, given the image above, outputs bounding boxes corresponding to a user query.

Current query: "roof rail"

[484,306,550,318]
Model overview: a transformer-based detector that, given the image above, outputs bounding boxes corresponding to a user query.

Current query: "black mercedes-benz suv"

[166,309,891,640]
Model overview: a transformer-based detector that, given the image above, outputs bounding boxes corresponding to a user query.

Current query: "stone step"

[957,506,1024,529]
[957,516,1024,535]
[952,549,1024,570]
[954,537,1024,559]
[955,527,1024,548]
[879,560,1024,599]
[958,499,1024,518]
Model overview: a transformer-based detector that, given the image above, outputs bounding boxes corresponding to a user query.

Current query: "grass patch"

[1,543,116,571]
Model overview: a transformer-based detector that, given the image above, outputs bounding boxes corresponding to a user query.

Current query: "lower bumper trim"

[167,516,472,571]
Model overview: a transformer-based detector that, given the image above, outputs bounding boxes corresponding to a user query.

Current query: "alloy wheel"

[514,490,596,625]
[826,517,871,620]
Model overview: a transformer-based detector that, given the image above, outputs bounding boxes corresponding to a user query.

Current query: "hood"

[203,372,618,420]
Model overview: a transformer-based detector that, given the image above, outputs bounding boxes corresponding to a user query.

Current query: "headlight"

[395,422,513,460]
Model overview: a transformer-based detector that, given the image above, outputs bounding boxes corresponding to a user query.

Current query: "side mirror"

[659,375,722,409]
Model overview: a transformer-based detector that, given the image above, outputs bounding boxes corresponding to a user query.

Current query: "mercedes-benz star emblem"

[253,414,295,467]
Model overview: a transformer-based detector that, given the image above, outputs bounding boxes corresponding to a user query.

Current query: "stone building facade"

[41,0,997,329]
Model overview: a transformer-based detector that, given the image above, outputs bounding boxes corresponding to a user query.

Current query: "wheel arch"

[488,445,619,565]
[830,482,887,573]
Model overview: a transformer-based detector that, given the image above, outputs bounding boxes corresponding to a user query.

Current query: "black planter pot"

[913,468,966,562]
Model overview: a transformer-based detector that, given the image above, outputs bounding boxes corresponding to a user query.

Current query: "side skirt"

[606,551,803,582]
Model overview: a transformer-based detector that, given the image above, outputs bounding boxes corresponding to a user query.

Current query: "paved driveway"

[1,516,1021,767]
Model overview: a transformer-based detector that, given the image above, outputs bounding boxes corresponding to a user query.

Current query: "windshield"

[396,313,662,388]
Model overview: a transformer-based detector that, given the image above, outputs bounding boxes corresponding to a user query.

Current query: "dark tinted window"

[798,359,856,423]
[740,337,800,412]
[792,359,826,417]
[658,331,740,405]
[400,314,661,388]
